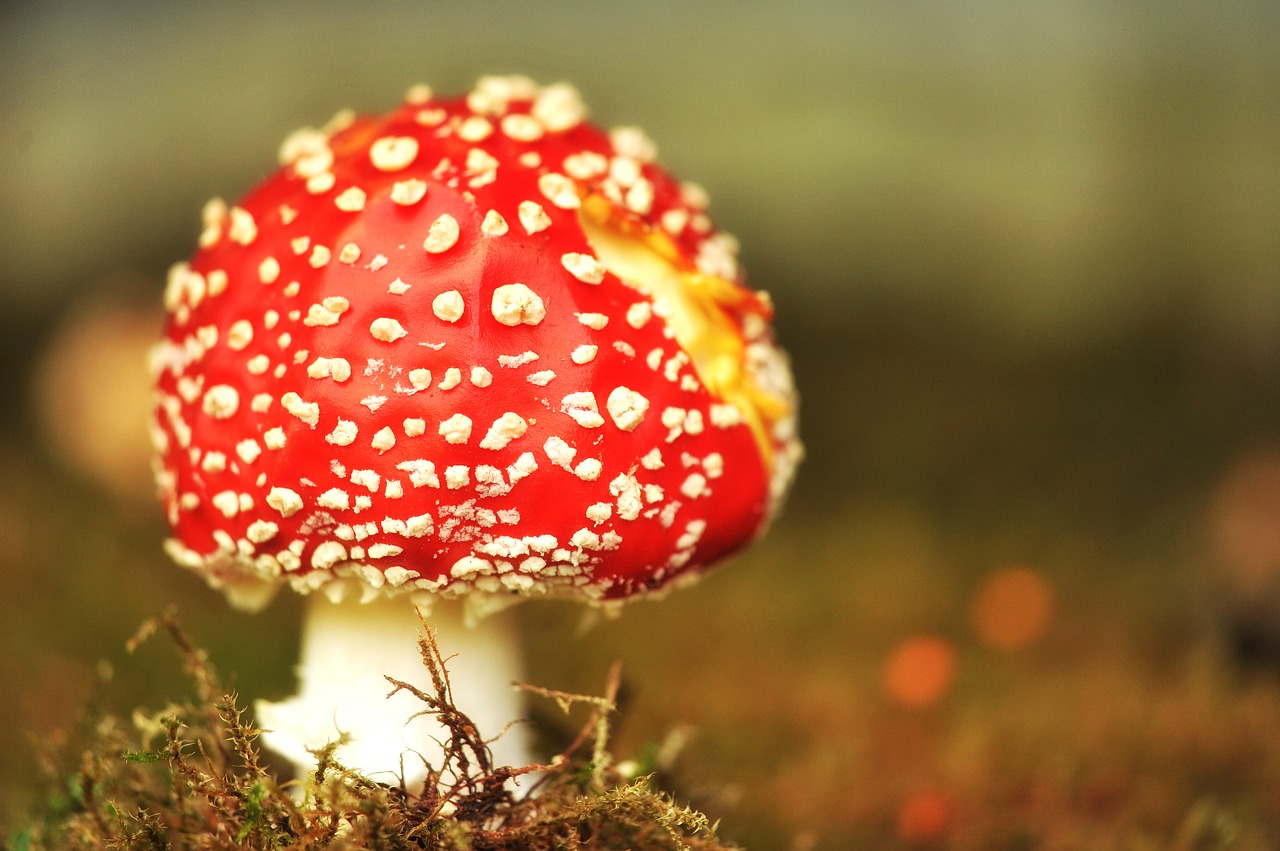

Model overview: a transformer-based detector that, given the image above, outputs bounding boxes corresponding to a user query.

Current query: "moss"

[17,610,738,850]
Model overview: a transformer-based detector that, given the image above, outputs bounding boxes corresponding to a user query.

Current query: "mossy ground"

[12,611,734,850]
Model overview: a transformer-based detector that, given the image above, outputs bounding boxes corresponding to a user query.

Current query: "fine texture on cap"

[150,75,801,611]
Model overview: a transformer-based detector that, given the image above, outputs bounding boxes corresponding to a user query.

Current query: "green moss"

[18,611,738,850]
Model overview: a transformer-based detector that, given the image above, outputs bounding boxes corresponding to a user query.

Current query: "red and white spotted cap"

[150,75,802,613]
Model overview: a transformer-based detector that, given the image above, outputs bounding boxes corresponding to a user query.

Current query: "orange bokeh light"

[896,788,955,842]
[883,634,957,708]
[970,566,1055,651]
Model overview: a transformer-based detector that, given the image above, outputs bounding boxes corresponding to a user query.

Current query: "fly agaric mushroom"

[150,75,802,787]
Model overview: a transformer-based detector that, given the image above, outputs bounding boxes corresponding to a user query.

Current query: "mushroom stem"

[255,592,531,790]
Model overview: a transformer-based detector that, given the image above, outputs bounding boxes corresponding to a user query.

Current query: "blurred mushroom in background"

[1206,447,1280,670]
[32,283,161,509]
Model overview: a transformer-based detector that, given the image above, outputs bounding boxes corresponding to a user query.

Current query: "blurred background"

[4,1,1280,847]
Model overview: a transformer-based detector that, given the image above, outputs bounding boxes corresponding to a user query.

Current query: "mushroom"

[149,75,802,788]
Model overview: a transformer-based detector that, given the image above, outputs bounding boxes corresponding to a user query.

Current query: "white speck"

[479,412,528,450]
[303,296,349,327]
[571,344,598,364]
[563,151,608,179]
[611,126,658,162]
[561,392,604,428]
[266,487,303,517]
[625,178,654,215]
[465,147,499,176]
[338,242,361,264]
[367,544,404,560]
[710,404,744,428]
[281,392,319,427]
[202,384,239,419]
[527,370,556,386]
[437,367,462,390]
[308,244,332,268]
[370,317,408,342]
[517,200,551,234]
[532,82,585,132]
[451,555,492,578]
[391,179,428,205]
[318,488,350,510]
[538,172,580,209]
[227,320,254,351]
[198,197,226,246]
[574,458,603,481]
[389,277,411,295]
[439,413,473,444]
[644,483,665,503]
[361,395,389,412]
[606,386,649,431]
[445,465,470,489]
[385,480,403,499]
[471,366,493,387]
[307,357,352,382]
[501,112,544,141]
[626,302,653,329]
[610,473,644,520]
[306,172,335,194]
[561,252,605,284]
[481,209,509,236]
[680,473,708,499]
[432,290,465,322]
[207,269,228,297]
[396,459,440,488]
[405,82,433,104]
[325,419,358,446]
[498,351,538,368]
[228,206,257,245]
[368,254,388,271]
[258,256,281,284]
[264,427,287,450]
[409,368,431,390]
[200,452,227,473]
[246,520,279,544]
[350,469,381,492]
[544,436,576,468]
[641,448,664,469]
[291,236,310,255]
[370,136,419,171]
[703,452,724,479]
[474,465,511,497]
[371,426,396,453]
[661,207,690,234]
[586,502,613,525]
[491,283,546,326]
[570,528,601,550]
[334,186,367,212]
[423,213,460,253]
[405,513,434,537]
[613,340,636,358]
[415,107,447,126]
[403,418,426,437]
[575,312,608,330]
[235,439,262,465]
[508,451,538,483]
[458,115,494,142]
[311,540,348,570]
[211,491,240,518]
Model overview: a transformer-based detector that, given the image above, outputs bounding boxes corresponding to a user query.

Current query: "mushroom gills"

[577,201,790,467]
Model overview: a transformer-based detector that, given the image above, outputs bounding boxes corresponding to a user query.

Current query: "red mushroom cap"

[150,76,801,612]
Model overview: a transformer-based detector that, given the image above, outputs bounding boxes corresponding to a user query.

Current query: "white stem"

[255,593,531,790]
